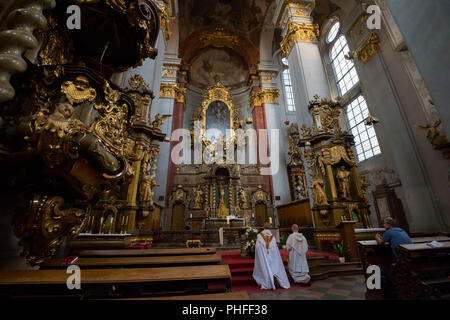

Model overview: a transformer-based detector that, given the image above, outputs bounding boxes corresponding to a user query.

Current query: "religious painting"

[190,49,248,89]
[205,100,230,141]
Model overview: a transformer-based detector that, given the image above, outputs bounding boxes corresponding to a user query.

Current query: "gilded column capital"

[159,83,186,103]
[280,22,319,56]
[351,32,381,63]
[250,89,280,109]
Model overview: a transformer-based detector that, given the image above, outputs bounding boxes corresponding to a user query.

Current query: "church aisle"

[248,275,366,300]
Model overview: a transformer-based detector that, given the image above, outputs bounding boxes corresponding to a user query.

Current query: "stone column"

[274,0,331,221]
[275,0,331,129]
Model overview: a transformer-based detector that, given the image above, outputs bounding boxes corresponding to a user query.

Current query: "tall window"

[281,58,296,112]
[326,21,381,162]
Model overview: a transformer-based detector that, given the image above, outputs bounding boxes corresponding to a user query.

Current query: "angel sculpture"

[152,113,171,130]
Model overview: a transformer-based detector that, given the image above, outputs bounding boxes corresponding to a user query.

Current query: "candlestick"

[269,217,272,224]
[227,217,230,225]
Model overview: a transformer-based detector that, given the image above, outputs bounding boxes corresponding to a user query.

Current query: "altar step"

[218,250,363,291]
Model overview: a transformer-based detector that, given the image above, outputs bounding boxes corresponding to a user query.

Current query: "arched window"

[330,35,359,96]
[281,58,296,112]
[325,21,381,162]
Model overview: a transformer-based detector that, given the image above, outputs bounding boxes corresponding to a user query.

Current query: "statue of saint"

[311,176,328,206]
[239,188,248,209]
[218,186,228,218]
[336,166,352,199]
[193,185,204,209]
[139,173,156,205]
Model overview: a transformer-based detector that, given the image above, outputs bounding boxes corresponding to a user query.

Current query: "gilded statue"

[218,186,228,218]
[139,173,156,206]
[336,166,352,199]
[193,185,204,209]
[152,113,171,130]
[311,176,328,206]
[360,176,370,204]
[238,188,248,209]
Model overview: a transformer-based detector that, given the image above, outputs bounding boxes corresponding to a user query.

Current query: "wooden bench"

[0,265,231,299]
[117,291,249,300]
[40,254,222,269]
[393,242,450,300]
[73,247,216,257]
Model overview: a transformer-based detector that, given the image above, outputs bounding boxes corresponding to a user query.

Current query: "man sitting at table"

[375,217,412,258]
[286,224,311,286]
[253,223,290,290]
[375,217,412,299]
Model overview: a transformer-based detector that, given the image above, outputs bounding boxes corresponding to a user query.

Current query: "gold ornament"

[61,76,97,104]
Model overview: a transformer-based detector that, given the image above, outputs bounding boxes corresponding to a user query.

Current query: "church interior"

[0,0,449,301]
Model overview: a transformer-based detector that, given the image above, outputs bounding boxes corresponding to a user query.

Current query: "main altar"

[167,83,274,233]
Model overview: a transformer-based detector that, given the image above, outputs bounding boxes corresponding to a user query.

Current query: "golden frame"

[200,82,238,144]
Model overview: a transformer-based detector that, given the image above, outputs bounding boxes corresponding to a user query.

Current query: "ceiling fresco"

[190,48,248,89]
[179,0,273,48]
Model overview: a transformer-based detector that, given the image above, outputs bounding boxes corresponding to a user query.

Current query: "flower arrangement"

[242,227,258,257]
[332,240,346,257]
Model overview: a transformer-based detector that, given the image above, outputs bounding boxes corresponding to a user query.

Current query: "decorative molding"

[159,83,186,103]
[280,22,319,56]
[258,71,279,83]
[352,33,381,63]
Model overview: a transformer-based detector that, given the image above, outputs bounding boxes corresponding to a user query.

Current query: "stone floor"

[248,275,366,300]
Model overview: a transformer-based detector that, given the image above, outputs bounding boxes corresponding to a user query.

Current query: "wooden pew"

[0,265,231,299]
[393,242,450,300]
[40,254,222,269]
[117,291,250,300]
[73,247,216,258]
[359,238,450,300]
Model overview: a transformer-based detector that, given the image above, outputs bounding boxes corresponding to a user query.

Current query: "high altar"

[167,83,274,232]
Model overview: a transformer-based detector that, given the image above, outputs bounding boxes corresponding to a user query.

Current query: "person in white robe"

[286,224,311,285]
[253,223,291,290]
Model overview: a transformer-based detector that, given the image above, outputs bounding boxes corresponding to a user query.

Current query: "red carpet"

[218,250,338,293]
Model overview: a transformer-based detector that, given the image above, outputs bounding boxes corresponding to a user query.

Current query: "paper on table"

[427,240,443,248]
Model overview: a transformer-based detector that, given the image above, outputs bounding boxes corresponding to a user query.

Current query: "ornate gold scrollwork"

[91,82,128,156]
[14,195,89,266]
[199,28,240,49]
[352,32,381,63]
[61,76,97,105]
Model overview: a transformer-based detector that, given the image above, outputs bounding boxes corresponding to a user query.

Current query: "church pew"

[115,291,250,300]
[72,247,216,257]
[358,237,450,299]
[0,265,231,299]
[393,242,450,299]
[40,254,223,269]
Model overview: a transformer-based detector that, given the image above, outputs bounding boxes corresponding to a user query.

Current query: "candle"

[227,217,230,225]
[269,217,272,224]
